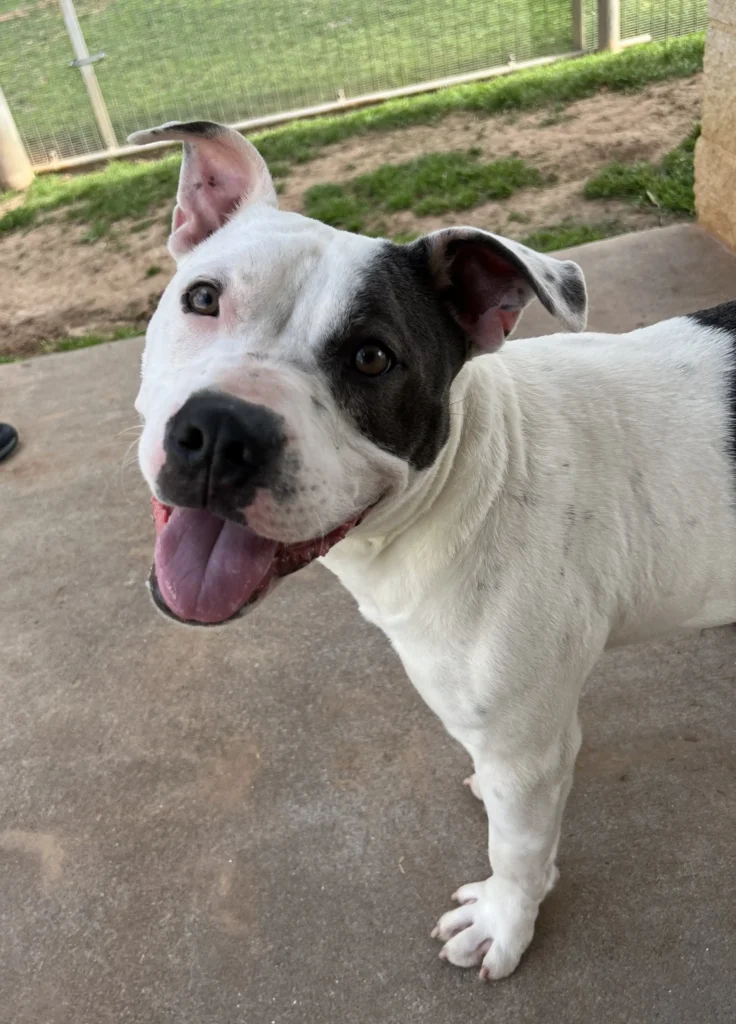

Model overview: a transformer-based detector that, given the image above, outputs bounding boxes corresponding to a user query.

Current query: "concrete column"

[598,0,621,51]
[572,0,586,51]
[695,1,736,251]
[0,87,33,190]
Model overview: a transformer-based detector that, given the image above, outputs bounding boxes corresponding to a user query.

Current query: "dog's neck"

[323,355,525,619]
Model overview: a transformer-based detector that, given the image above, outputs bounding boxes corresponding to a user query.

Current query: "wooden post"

[572,0,586,51]
[598,0,621,51]
[0,87,33,190]
[58,0,117,151]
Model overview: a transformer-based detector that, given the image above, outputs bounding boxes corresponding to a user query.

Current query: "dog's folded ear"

[418,228,587,352]
[128,121,277,260]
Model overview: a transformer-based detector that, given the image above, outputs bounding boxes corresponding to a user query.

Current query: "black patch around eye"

[320,242,468,471]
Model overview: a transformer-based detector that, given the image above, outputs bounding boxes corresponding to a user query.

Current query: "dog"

[129,120,736,981]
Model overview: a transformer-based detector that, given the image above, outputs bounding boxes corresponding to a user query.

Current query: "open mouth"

[149,498,364,626]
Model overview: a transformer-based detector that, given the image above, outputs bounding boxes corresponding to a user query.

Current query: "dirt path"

[1,74,701,358]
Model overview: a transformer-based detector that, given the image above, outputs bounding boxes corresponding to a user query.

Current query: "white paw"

[463,773,483,801]
[431,876,540,980]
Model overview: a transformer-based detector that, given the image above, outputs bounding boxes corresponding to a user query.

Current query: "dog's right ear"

[128,121,277,260]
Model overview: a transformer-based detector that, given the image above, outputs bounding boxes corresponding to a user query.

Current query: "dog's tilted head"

[129,120,587,626]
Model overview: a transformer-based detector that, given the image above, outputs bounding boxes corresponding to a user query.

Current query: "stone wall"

[695,0,736,250]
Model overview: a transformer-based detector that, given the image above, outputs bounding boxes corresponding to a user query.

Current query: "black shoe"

[0,423,19,463]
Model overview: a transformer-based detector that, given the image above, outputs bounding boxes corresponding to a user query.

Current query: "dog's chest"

[323,544,491,726]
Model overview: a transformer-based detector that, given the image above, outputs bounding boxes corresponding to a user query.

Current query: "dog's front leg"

[432,717,582,980]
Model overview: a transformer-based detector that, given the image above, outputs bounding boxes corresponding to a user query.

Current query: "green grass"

[52,326,142,354]
[585,123,699,215]
[304,152,548,232]
[0,36,705,241]
[0,153,180,239]
[0,0,576,165]
[0,326,143,364]
[254,34,704,167]
[0,0,706,167]
[519,220,626,250]
[387,220,626,251]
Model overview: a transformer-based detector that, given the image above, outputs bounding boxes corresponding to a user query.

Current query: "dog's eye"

[353,343,393,377]
[184,281,220,316]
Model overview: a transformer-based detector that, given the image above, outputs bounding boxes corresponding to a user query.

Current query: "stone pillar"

[695,1,736,250]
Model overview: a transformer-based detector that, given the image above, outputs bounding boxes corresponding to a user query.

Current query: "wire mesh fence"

[0,0,707,168]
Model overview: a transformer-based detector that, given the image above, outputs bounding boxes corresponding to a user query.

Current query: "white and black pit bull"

[130,120,736,981]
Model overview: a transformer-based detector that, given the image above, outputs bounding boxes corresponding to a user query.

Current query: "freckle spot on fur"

[311,396,327,413]
[207,174,217,188]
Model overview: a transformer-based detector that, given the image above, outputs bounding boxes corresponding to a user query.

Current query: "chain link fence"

[0,0,706,169]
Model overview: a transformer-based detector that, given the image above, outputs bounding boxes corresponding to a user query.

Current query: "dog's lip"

[149,498,369,625]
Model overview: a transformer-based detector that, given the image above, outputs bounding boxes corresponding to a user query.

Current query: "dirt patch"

[280,74,702,238]
[1,75,701,358]
[0,217,170,357]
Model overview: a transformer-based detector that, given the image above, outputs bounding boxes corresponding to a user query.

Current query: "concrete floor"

[1,225,734,1024]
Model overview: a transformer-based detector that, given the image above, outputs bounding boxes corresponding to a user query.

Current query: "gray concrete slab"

[0,224,734,1024]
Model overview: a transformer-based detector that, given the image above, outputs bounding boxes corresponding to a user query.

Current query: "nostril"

[178,425,205,452]
[221,439,252,466]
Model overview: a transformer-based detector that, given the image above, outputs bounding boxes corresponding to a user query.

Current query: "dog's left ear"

[420,227,587,352]
[128,120,277,260]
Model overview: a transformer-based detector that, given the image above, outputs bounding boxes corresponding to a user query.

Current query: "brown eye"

[184,281,220,316]
[353,343,393,376]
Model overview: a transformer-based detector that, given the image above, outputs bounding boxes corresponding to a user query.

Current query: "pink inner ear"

[170,139,261,256]
[172,206,187,232]
[449,244,528,352]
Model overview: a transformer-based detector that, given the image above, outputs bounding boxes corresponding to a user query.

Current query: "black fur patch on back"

[691,299,736,458]
[321,240,470,471]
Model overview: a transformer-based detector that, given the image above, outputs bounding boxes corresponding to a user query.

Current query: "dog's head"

[130,120,587,626]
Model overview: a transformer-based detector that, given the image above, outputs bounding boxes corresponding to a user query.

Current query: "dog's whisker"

[114,424,144,439]
[119,438,143,499]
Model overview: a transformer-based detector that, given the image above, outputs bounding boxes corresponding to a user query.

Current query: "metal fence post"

[58,0,117,151]
[597,0,621,51]
[572,0,586,51]
[0,87,34,190]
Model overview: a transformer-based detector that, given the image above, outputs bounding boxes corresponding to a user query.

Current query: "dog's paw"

[463,773,483,801]
[431,876,539,980]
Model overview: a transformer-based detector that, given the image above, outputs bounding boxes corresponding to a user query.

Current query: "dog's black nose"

[160,391,284,513]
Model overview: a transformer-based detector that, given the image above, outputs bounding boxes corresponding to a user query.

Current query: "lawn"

[0,35,706,240]
[0,0,706,165]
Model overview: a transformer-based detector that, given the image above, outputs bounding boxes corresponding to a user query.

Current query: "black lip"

[147,564,260,628]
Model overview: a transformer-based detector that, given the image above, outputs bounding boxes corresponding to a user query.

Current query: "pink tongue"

[154,507,278,624]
